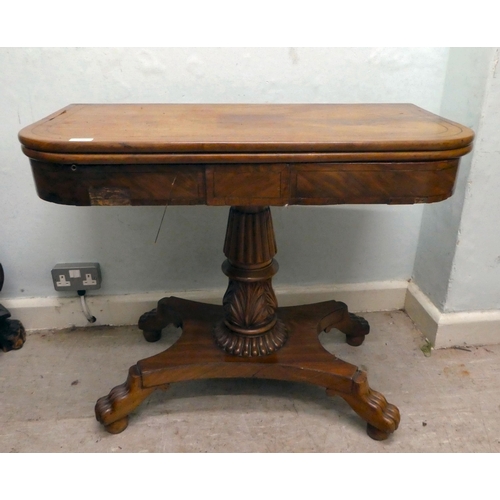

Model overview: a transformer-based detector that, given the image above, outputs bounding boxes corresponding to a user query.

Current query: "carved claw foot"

[138,302,185,342]
[105,416,130,434]
[367,423,392,441]
[321,303,370,346]
[138,308,164,342]
[95,366,164,434]
[327,370,400,441]
[344,313,370,346]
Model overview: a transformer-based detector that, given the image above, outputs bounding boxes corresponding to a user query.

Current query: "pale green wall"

[443,49,500,312]
[412,48,494,310]
[1,47,449,299]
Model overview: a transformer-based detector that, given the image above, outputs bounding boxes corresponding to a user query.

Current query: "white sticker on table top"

[69,138,94,141]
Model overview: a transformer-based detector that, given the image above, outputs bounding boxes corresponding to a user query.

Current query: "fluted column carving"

[214,206,288,357]
[223,205,277,264]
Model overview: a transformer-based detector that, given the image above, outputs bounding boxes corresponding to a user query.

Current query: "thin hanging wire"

[154,175,177,244]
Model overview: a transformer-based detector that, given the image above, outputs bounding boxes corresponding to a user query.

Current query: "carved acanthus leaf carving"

[223,280,277,330]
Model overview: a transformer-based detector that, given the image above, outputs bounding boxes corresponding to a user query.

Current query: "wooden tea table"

[19,104,474,440]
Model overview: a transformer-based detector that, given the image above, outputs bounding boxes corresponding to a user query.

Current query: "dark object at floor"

[0,263,26,352]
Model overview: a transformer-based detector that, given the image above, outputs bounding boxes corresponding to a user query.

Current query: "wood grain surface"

[19,103,474,155]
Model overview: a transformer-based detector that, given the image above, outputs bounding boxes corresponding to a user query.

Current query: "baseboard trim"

[7,281,500,347]
[405,282,500,348]
[3,280,408,332]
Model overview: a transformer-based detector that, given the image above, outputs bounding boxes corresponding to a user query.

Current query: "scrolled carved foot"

[328,370,400,441]
[95,366,162,434]
[105,417,129,434]
[345,313,370,346]
[138,304,184,342]
[367,423,391,441]
[138,308,163,342]
[321,303,370,346]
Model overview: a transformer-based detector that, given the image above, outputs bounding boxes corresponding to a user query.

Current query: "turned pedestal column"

[214,206,288,357]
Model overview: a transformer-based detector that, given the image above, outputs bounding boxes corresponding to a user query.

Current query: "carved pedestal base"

[95,297,399,440]
[96,206,399,440]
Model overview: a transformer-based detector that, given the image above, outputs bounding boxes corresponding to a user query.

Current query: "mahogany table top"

[19,103,473,159]
[18,103,474,207]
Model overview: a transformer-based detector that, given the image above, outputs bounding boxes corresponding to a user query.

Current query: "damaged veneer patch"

[89,187,131,206]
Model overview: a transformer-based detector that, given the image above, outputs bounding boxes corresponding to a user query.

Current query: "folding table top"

[18,103,475,207]
[19,103,474,161]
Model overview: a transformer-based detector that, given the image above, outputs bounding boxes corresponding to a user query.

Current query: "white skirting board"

[404,282,500,348]
[3,281,408,332]
[6,280,499,348]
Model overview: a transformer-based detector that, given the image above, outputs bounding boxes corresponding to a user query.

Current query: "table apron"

[29,159,460,206]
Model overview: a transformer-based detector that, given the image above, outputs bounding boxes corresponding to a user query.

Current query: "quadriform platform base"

[96,206,398,440]
[19,104,474,440]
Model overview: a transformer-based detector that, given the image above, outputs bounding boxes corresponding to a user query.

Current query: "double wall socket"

[51,263,101,291]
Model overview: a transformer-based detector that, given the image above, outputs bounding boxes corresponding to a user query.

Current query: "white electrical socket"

[51,263,101,291]
[56,274,71,287]
[82,273,97,286]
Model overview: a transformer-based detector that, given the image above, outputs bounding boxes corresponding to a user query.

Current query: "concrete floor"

[1,310,499,452]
